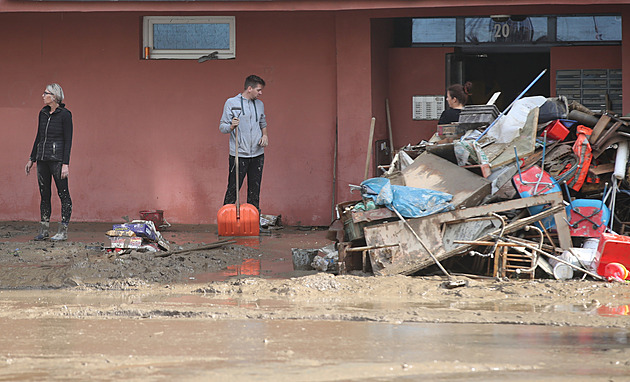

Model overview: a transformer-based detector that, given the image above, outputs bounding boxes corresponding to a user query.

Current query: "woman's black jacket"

[29,104,73,164]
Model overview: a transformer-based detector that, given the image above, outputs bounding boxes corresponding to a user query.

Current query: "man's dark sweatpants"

[223,154,264,211]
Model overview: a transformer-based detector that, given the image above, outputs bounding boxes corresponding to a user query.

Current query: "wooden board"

[363,192,570,275]
[401,152,492,208]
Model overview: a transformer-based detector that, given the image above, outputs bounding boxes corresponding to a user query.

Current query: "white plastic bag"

[487,96,546,143]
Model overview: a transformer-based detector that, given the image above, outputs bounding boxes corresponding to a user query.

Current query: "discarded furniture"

[496,243,536,279]
[355,192,570,276]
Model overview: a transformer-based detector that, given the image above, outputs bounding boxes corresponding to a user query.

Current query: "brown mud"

[1,221,629,328]
[1,222,630,380]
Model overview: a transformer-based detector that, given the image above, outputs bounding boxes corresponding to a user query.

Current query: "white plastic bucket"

[553,263,574,280]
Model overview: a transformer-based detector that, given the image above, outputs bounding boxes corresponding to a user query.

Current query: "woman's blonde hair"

[46,83,64,104]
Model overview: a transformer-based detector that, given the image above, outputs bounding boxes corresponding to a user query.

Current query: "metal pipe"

[475,69,548,142]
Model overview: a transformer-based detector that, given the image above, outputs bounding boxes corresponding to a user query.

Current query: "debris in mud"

[260,214,282,229]
[320,94,630,284]
[0,229,260,289]
[106,220,170,251]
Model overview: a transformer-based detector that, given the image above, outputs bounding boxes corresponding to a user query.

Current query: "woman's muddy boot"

[50,223,68,241]
[34,221,50,241]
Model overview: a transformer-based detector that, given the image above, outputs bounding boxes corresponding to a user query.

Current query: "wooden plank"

[363,192,567,275]
[589,113,612,145]
[553,207,572,250]
[423,191,565,224]
[400,204,566,275]
[590,162,615,175]
[401,152,492,208]
[592,121,623,151]
[593,135,627,158]
[364,117,376,180]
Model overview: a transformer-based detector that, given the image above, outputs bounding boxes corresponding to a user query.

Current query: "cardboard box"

[113,222,157,241]
[108,236,143,249]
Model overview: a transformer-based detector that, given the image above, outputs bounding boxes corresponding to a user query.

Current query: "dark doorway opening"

[447,52,550,110]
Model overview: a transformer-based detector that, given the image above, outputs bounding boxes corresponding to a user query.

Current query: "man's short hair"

[244,75,265,90]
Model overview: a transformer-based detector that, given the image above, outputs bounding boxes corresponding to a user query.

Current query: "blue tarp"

[360,178,454,218]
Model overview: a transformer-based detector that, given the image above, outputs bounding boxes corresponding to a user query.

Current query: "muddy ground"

[1,221,629,328]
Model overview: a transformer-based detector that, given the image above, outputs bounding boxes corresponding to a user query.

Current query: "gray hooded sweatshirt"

[219,93,267,158]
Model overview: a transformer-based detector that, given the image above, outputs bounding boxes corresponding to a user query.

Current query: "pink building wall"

[388,47,454,146]
[1,12,339,225]
[550,45,622,96]
[2,2,629,226]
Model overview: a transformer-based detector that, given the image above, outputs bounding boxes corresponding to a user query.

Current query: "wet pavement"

[2,222,630,380]
[0,290,628,381]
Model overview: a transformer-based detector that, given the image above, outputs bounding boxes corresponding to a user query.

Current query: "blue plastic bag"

[360,178,454,218]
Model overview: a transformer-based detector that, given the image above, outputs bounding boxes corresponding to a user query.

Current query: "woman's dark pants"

[37,161,72,224]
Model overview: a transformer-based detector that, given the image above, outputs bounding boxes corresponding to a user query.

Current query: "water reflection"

[0,318,627,380]
[597,304,630,316]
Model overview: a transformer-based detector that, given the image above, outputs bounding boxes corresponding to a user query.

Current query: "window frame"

[410,14,621,47]
[143,16,236,60]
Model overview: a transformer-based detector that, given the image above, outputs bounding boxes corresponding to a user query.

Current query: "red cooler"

[593,232,630,275]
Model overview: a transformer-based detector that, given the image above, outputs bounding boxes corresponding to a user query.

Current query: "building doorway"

[447,51,550,110]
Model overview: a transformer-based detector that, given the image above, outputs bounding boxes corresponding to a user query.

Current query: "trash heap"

[105,220,170,254]
[324,95,630,283]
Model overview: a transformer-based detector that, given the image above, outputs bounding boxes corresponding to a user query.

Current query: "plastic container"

[583,238,600,250]
[558,119,578,129]
[562,247,597,271]
[139,210,164,229]
[543,120,570,141]
[553,263,574,280]
[593,232,630,276]
[604,263,629,280]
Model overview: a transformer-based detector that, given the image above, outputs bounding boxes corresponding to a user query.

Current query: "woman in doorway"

[25,83,73,241]
[438,82,472,125]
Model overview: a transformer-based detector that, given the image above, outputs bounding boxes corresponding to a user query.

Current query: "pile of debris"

[105,219,170,253]
[325,95,630,284]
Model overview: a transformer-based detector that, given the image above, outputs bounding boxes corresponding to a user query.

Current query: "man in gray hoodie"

[219,75,269,212]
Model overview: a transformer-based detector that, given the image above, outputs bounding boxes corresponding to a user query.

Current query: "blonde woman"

[25,83,73,241]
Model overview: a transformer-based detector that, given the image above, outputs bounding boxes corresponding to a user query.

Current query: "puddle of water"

[0,317,627,381]
[161,294,630,318]
[186,230,329,282]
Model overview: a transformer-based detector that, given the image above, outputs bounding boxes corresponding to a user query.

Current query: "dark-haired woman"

[438,82,473,125]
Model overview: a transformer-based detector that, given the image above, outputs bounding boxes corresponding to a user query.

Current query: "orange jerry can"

[217,203,260,236]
